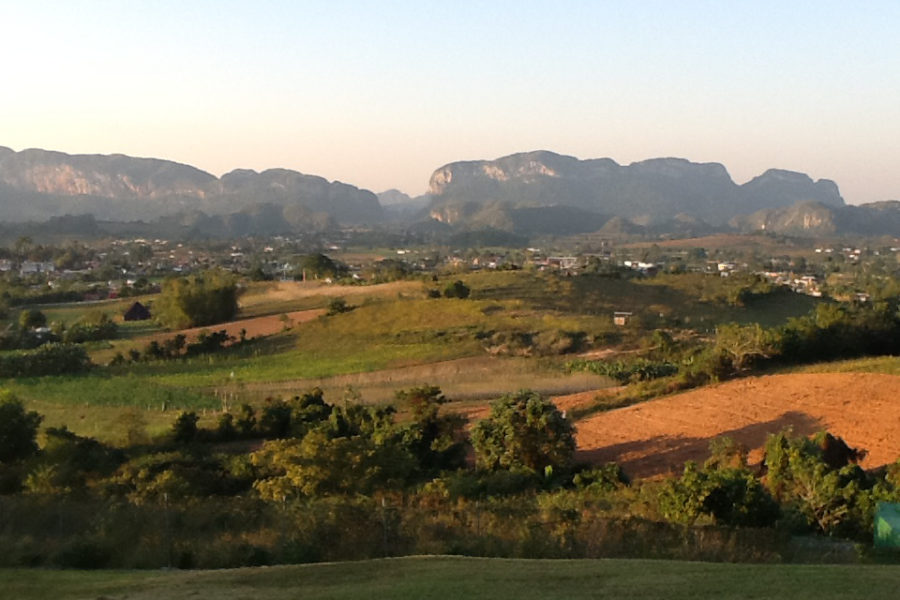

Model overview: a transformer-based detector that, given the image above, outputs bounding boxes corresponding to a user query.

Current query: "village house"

[613,311,633,326]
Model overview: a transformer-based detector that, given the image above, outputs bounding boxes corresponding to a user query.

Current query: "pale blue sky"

[1,1,898,203]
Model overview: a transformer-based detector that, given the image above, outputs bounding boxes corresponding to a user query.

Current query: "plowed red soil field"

[148,309,325,344]
[573,373,900,479]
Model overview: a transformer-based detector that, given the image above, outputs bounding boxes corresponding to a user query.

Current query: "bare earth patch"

[142,309,325,345]
[574,373,900,479]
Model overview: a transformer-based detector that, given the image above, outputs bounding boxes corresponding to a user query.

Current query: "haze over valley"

[2,145,898,239]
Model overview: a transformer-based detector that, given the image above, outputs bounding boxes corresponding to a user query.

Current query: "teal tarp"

[874,502,900,549]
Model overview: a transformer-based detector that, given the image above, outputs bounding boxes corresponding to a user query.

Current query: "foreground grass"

[3,556,900,600]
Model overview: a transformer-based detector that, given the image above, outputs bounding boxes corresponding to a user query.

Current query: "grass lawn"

[3,556,900,600]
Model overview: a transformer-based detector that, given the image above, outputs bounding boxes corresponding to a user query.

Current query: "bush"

[172,412,200,443]
[326,298,353,316]
[155,270,238,329]
[566,357,679,383]
[471,390,575,473]
[0,391,42,464]
[443,280,470,299]
[0,343,92,378]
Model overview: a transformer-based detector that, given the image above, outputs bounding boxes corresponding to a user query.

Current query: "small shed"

[123,301,151,322]
[613,311,633,326]
[874,502,900,549]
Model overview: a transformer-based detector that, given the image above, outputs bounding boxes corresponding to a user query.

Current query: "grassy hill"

[3,556,900,600]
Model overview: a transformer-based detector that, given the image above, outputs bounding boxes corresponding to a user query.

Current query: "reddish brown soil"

[149,309,325,344]
[574,373,900,479]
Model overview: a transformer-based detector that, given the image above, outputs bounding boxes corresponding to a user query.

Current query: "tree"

[763,429,873,537]
[288,388,332,437]
[658,437,778,527]
[471,390,575,473]
[172,412,200,443]
[296,253,346,280]
[396,385,467,474]
[18,309,47,330]
[0,391,43,463]
[236,404,257,436]
[657,461,778,528]
[326,298,353,316]
[25,426,121,493]
[714,322,777,373]
[443,280,470,299]
[154,270,238,329]
[251,431,415,500]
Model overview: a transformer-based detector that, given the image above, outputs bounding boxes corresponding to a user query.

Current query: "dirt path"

[574,372,900,479]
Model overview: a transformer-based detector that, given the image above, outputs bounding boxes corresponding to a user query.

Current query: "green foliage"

[368,258,411,283]
[326,297,353,316]
[25,426,121,494]
[61,312,118,344]
[258,399,293,439]
[714,322,778,373]
[566,357,679,383]
[763,430,875,538]
[172,412,200,443]
[18,308,46,330]
[215,413,237,441]
[108,451,249,503]
[0,343,91,378]
[658,460,779,528]
[432,469,541,499]
[0,391,43,464]
[777,300,900,364]
[396,385,467,475]
[572,463,629,494]
[288,388,332,437]
[236,403,257,436]
[295,253,346,280]
[252,430,416,500]
[443,280,471,299]
[154,270,238,329]
[471,390,575,473]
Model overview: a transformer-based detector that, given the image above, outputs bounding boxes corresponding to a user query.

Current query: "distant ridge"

[3,145,898,237]
[0,146,382,225]
[425,150,845,232]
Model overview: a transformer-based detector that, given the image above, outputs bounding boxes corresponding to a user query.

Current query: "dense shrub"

[0,343,91,378]
[0,391,42,464]
[566,357,679,383]
[154,270,238,329]
[471,390,575,474]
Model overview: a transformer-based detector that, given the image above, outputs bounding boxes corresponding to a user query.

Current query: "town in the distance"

[1,145,900,576]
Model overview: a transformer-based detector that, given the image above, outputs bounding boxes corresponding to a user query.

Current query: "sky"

[1,1,898,204]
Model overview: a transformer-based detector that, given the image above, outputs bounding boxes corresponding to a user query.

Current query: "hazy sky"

[2,1,898,203]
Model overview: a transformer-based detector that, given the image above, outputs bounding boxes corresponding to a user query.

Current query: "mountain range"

[1,146,898,238]
[0,146,382,226]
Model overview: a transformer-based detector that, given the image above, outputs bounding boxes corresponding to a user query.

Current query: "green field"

[3,556,900,600]
[1,271,835,443]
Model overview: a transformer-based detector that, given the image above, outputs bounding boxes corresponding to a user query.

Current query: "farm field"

[237,279,426,317]
[89,308,325,364]
[234,356,615,405]
[3,556,900,600]
[1,271,843,444]
[575,372,900,479]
